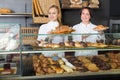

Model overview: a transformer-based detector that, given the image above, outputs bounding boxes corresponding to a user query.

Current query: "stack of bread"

[88,0,99,8]
[70,0,82,8]
[61,0,71,8]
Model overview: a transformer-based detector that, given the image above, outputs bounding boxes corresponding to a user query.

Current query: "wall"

[0,0,32,27]
[0,0,110,27]
[61,0,110,26]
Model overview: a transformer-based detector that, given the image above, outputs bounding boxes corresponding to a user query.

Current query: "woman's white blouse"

[37,21,65,57]
[72,22,105,56]
[37,21,58,41]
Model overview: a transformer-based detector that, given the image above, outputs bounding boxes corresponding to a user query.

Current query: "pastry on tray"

[93,25,109,31]
[90,43,108,48]
[50,25,75,34]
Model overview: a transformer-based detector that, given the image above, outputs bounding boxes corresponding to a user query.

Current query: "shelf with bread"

[20,25,120,53]
[9,51,120,79]
[61,0,100,9]
[21,33,120,53]
[0,8,32,17]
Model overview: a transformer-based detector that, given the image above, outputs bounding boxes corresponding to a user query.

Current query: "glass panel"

[0,23,20,51]
[0,23,21,76]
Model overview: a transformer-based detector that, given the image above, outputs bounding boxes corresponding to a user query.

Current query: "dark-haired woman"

[72,7,105,56]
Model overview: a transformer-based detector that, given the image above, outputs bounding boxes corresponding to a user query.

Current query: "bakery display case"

[0,25,119,80]
[0,23,21,77]
[18,28,120,80]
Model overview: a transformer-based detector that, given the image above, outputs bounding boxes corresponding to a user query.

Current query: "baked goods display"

[93,25,109,31]
[32,54,76,75]
[35,39,109,49]
[0,8,13,14]
[32,52,120,75]
[50,25,75,34]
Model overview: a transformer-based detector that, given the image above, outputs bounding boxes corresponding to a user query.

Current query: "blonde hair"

[49,5,62,25]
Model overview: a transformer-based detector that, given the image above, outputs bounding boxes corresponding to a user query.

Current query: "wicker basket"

[33,16,50,23]
[21,27,39,45]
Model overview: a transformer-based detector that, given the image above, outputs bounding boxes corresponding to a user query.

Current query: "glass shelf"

[21,33,120,53]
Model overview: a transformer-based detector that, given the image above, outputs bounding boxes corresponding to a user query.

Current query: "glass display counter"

[0,23,21,78]
[20,32,120,79]
[0,26,120,80]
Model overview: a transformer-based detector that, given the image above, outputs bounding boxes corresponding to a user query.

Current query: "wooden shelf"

[61,7,99,10]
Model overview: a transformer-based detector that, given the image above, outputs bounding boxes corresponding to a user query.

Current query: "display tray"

[22,55,120,77]
[31,45,120,51]
[34,69,120,77]
[108,45,120,48]
[23,68,120,77]
[23,67,120,77]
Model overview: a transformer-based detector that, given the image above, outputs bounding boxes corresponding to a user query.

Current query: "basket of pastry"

[93,25,109,31]
[50,25,75,34]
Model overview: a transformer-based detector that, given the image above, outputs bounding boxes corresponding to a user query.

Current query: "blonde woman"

[37,5,65,57]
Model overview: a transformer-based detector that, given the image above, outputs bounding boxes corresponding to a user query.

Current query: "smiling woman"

[72,7,105,56]
[37,5,66,57]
